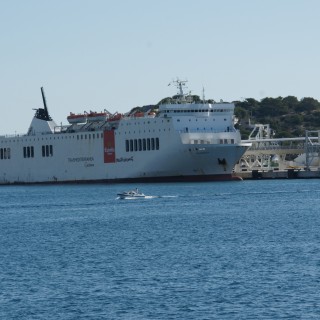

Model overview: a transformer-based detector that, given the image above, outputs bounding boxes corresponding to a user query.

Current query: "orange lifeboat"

[67,112,87,124]
[86,111,108,122]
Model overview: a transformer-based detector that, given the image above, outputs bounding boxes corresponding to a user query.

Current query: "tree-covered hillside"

[138,95,320,140]
[234,96,320,139]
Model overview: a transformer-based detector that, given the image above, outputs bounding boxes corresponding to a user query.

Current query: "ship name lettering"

[68,157,94,163]
[116,156,133,162]
[85,163,94,168]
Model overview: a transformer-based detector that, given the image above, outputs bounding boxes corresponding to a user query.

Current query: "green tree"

[234,106,249,119]
[283,114,303,126]
[157,97,172,105]
[258,97,288,117]
[237,98,260,116]
[282,96,299,111]
[296,97,320,113]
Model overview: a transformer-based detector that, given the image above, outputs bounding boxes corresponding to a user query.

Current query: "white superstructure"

[0,82,251,184]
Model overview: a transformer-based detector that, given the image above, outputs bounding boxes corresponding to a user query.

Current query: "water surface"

[1,180,320,319]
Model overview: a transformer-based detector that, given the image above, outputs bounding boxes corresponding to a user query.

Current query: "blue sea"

[1,179,320,319]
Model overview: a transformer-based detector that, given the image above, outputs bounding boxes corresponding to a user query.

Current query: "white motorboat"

[117,189,146,199]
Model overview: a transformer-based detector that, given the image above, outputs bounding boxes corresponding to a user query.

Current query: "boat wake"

[158,195,178,198]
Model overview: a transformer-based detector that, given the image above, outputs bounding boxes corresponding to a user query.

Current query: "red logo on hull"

[104,131,116,163]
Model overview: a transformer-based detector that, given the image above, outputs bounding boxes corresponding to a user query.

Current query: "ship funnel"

[28,87,56,135]
[34,87,52,121]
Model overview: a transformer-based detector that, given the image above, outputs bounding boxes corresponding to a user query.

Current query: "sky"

[0,0,319,134]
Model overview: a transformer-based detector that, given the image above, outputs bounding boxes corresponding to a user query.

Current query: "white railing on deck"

[178,128,237,134]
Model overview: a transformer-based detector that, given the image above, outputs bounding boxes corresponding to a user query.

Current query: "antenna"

[169,78,188,97]
[202,86,206,103]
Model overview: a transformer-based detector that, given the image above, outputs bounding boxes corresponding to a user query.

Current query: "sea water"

[1,179,320,319]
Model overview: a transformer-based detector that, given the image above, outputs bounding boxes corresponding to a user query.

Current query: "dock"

[236,169,320,180]
[234,125,320,179]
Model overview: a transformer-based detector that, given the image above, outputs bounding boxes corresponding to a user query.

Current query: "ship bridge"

[158,78,234,118]
[158,103,234,117]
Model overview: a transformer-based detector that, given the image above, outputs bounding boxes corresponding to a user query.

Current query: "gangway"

[235,125,320,172]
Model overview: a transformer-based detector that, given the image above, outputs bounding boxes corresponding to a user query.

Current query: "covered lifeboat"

[67,110,110,124]
[86,111,109,122]
[67,112,87,124]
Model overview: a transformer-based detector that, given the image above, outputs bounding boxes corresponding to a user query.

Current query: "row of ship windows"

[119,129,169,135]
[221,139,235,144]
[125,138,160,152]
[23,145,53,158]
[191,139,235,144]
[76,133,104,140]
[0,148,11,160]
[0,133,104,144]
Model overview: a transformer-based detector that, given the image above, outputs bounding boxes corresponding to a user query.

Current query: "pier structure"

[305,130,320,170]
[234,125,320,178]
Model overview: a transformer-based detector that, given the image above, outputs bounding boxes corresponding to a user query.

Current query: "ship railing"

[248,145,304,151]
[54,125,70,133]
[1,133,26,138]
[121,114,157,120]
[178,127,237,134]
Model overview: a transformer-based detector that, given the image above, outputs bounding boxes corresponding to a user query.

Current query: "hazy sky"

[1,0,319,134]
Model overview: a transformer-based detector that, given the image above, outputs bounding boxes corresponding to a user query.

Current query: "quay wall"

[236,169,320,180]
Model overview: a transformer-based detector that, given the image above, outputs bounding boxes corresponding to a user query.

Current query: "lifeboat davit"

[133,112,144,118]
[108,113,123,122]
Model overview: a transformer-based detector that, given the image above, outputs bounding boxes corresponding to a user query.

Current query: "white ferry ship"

[0,80,251,184]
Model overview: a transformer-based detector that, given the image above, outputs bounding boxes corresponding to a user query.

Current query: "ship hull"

[0,129,248,184]
[0,174,242,185]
